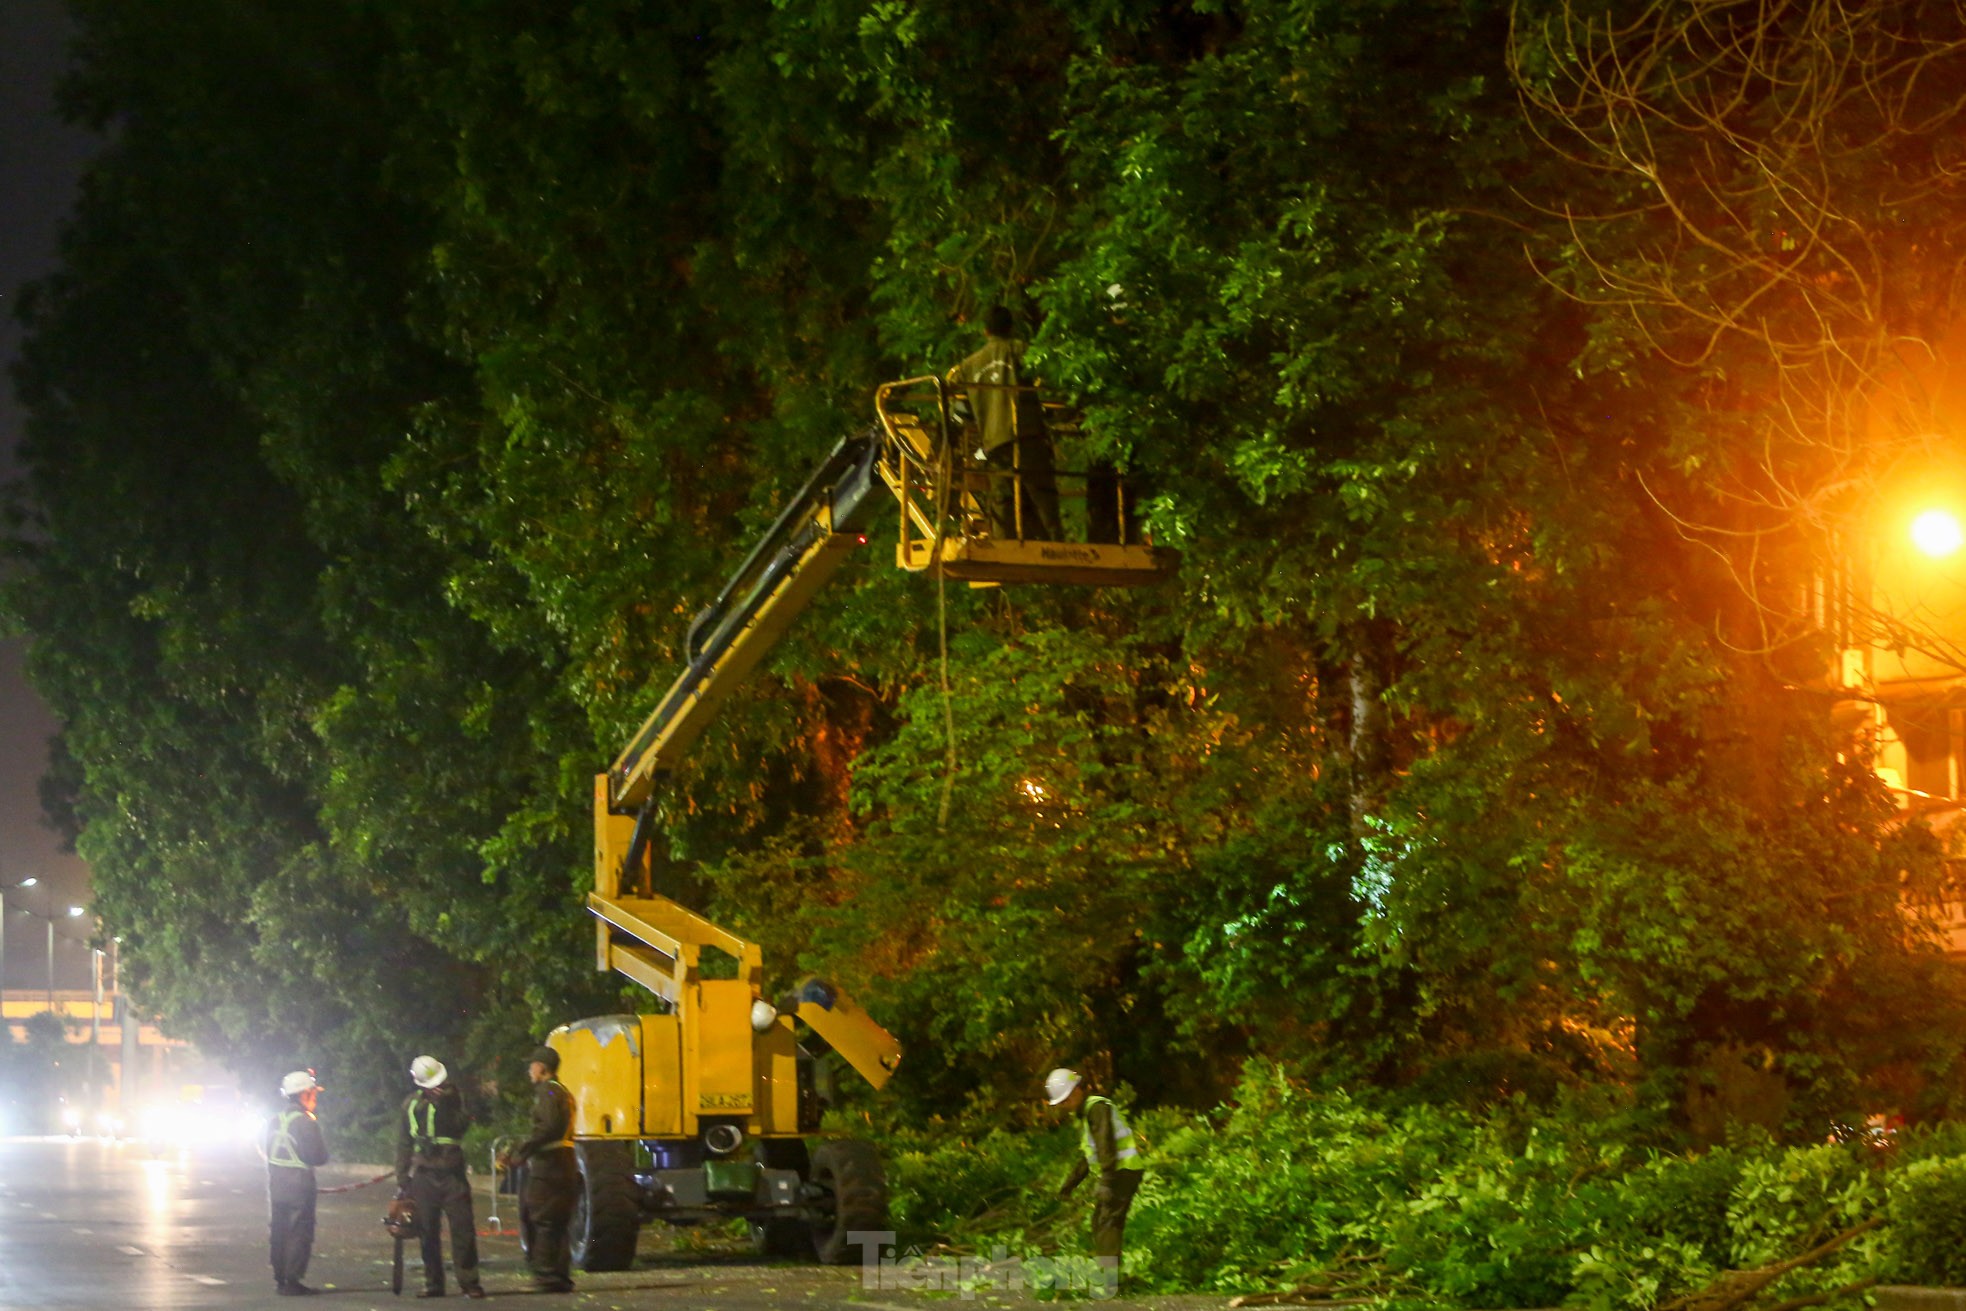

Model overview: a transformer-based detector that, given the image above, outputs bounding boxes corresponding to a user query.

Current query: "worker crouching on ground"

[1046,1067,1146,1287]
[497,1044,579,1294]
[396,1055,486,1299]
[264,1069,330,1297]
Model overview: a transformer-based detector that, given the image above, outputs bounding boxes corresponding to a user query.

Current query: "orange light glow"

[1910,509,1965,558]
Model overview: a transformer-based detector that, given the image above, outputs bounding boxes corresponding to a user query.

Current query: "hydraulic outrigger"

[541,376,1174,1270]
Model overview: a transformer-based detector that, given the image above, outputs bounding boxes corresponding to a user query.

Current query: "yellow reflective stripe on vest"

[1080,1095,1144,1171]
[268,1109,309,1168]
[408,1100,460,1147]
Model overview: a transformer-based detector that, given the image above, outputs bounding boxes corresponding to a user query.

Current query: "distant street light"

[89,934,104,1128]
[51,905,86,1011]
[20,899,90,1011]
[0,875,40,1026]
[1910,508,1964,559]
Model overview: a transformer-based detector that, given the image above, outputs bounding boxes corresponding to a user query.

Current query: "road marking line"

[189,1275,225,1286]
[116,1245,144,1255]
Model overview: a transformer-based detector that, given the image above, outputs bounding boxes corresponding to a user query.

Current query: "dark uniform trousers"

[1091,1169,1142,1261]
[523,1146,578,1285]
[411,1168,481,1292]
[268,1176,317,1286]
[983,438,1062,541]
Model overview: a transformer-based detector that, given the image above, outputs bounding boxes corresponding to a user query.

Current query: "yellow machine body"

[548,1003,804,1142]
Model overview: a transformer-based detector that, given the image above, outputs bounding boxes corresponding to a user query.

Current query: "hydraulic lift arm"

[586,383,1174,1091]
[605,429,886,819]
[588,427,903,1088]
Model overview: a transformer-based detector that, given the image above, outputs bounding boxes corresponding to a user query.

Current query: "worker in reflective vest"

[498,1044,578,1294]
[1045,1068,1146,1275]
[395,1055,485,1299]
[263,1069,330,1297]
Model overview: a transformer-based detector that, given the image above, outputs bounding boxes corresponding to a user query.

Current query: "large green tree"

[9,0,1960,1136]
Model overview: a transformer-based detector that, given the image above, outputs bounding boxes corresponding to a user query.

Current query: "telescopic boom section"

[605,430,887,818]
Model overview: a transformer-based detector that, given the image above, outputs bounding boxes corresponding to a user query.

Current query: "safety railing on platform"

[873,375,1145,568]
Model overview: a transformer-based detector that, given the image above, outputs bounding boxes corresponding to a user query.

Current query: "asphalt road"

[0,1136,1223,1311]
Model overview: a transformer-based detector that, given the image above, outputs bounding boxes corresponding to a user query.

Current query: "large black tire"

[750,1139,815,1259]
[571,1141,641,1272]
[807,1139,888,1266]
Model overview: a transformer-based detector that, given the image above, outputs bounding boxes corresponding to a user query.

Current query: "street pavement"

[0,1135,1224,1311]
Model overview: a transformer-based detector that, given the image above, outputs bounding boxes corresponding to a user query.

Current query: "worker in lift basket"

[948,305,1063,542]
[497,1044,579,1294]
[263,1068,330,1297]
[1046,1066,1147,1286]
[396,1054,486,1298]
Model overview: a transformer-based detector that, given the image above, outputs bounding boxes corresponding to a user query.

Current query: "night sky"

[0,0,102,991]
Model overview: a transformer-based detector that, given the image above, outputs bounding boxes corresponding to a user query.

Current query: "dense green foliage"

[8,0,1966,1152]
[883,1064,1966,1304]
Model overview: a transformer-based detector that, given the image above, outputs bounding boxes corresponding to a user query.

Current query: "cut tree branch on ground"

[1655,1216,1883,1311]
[1755,1276,1880,1311]
[1224,1243,1414,1308]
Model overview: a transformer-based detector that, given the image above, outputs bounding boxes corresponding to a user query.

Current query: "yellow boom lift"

[540,376,1173,1269]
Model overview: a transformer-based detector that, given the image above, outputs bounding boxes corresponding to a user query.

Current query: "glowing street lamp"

[1910,508,1965,559]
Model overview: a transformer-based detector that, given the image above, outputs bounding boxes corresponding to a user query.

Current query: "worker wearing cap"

[264,1069,330,1297]
[395,1055,485,1299]
[500,1044,578,1293]
[1045,1067,1145,1278]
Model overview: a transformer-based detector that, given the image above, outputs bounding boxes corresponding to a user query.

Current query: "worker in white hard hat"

[395,1055,485,1298]
[1045,1066,1146,1283]
[263,1069,330,1296]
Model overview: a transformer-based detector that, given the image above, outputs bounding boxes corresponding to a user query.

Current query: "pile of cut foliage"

[877,1064,1966,1307]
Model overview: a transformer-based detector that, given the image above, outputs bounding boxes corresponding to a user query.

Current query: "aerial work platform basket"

[873,375,1177,588]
